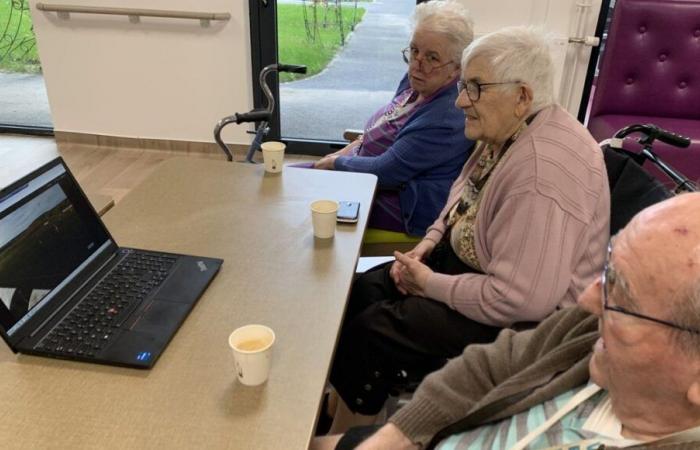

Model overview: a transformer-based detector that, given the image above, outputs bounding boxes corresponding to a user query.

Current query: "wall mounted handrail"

[35,3,231,21]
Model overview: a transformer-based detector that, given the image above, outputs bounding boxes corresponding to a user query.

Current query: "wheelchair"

[603,123,697,236]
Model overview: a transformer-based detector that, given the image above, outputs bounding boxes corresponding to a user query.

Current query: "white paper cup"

[311,200,339,239]
[261,141,285,173]
[228,324,276,386]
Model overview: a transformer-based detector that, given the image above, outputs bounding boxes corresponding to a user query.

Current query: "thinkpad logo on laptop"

[197,261,208,272]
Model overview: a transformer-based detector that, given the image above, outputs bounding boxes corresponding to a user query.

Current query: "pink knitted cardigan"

[423,105,610,327]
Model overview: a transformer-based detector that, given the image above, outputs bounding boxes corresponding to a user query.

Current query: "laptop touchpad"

[132,300,189,332]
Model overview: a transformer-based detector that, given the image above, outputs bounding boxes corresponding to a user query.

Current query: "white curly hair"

[462,26,555,112]
[412,0,474,66]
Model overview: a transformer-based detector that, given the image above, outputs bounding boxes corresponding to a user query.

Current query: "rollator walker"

[213,63,306,163]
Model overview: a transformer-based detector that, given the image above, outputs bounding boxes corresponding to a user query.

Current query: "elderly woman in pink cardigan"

[325,27,611,433]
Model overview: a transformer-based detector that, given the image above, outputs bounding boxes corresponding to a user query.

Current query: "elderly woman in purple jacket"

[309,0,475,236]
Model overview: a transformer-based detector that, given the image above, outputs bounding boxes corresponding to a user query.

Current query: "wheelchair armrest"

[343,129,364,142]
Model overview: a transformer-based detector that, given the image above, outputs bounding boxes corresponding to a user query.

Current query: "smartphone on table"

[337,201,360,223]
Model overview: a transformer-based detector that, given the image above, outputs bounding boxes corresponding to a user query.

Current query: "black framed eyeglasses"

[401,47,453,74]
[456,79,521,102]
[601,241,700,334]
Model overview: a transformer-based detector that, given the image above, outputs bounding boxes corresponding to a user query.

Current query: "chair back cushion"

[589,0,700,120]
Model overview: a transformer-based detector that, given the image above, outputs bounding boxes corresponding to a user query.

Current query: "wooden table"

[0,158,377,450]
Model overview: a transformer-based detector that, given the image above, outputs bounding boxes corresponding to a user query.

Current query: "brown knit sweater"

[389,306,597,448]
[390,306,700,449]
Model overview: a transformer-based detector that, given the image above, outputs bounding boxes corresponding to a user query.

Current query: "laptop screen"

[0,161,111,334]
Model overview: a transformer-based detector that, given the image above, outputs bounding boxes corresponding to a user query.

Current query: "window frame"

[248,0,347,156]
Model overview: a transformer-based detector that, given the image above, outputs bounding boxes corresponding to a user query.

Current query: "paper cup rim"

[261,141,286,152]
[228,324,276,354]
[311,200,339,214]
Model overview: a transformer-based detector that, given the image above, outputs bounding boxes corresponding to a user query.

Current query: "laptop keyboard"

[36,251,177,357]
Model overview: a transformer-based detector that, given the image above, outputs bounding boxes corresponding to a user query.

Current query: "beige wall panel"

[29,0,253,145]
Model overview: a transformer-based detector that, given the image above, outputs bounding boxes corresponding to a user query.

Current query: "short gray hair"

[412,0,474,66]
[462,26,555,112]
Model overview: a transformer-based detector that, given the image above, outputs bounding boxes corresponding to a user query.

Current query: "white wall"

[30,0,253,145]
[464,0,602,115]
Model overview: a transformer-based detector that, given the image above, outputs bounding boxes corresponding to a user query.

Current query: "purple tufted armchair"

[587,0,700,184]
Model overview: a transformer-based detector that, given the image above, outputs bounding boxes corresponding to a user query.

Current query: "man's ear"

[687,379,700,407]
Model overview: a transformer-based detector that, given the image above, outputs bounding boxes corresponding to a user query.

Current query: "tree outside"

[0,0,41,73]
[278,1,366,82]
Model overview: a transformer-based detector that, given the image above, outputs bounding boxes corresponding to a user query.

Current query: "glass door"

[249,0,414,155]
[0,0,53,134]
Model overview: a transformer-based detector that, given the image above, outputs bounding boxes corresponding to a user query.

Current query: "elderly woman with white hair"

[303,0,475,236]
[325,26,610,433]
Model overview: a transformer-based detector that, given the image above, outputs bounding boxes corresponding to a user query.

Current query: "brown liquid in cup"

[236,339,269,351]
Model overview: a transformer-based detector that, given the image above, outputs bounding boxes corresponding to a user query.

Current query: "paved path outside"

[280,0,414,141]
[0,72,52,128]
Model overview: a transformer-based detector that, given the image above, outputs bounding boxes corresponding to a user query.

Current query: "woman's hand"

[313,154,339,170]
[315,139,360,168]
[335,139,361,156]
[407,238,437,261]
[389,239,437,288]
[392,251,433,297]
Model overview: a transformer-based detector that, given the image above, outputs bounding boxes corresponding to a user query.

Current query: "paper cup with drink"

[261,141,285,173]
[228,324,276,386]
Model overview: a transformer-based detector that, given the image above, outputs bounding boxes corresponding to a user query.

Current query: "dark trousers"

[329,242,502,415]
[335,425,381,449]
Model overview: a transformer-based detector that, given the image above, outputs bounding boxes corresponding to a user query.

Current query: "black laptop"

[0,157,222,369]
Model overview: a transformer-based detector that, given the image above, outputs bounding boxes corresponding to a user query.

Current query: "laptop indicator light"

[136,352,152,362]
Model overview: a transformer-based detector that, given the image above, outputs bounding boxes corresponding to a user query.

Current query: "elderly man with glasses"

[315,191,700,450]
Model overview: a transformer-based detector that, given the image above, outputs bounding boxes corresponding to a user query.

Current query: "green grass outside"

[0,0,41,73]
[278,4,365,82]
